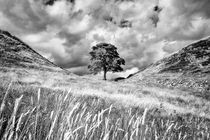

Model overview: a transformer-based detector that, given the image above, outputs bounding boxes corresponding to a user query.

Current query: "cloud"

[157,0,210,41]
[45,0,73,19]
[0,0,210,75]
[171,0,210,18]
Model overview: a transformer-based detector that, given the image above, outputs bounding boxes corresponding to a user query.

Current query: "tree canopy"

[88,43,125,80]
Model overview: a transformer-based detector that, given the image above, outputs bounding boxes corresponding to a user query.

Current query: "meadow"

[0,68,210,140]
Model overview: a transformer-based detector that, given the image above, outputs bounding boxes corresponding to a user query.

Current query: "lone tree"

[88,43,125,80]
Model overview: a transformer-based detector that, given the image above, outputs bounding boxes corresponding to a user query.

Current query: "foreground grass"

[0,81,210,140]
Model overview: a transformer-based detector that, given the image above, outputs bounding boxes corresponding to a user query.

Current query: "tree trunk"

[103,67,107,80]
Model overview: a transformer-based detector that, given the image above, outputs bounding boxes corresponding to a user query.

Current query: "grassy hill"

[1,30,210,139]
[0,30,64,71]
[0,29,77,87]
[129,37,210,93]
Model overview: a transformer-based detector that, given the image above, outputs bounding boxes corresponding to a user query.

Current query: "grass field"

[1,68,210,140]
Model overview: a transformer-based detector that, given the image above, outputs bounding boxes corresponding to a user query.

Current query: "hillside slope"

[0,30,61,71]
[2,29,210,139]
[130,37,210,92]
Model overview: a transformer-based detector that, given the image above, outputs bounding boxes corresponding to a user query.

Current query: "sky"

[0,0,210,76]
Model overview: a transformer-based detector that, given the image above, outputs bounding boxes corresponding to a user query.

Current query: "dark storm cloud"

[43,0,75,5]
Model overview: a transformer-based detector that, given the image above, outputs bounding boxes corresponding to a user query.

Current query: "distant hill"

[129,37,210,92]
[0,30,62,71]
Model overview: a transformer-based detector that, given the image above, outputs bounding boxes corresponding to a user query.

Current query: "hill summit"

[0,30,61,71]
[130,37,210,92]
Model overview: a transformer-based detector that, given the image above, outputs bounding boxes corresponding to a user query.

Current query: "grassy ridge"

[0,81,210,140]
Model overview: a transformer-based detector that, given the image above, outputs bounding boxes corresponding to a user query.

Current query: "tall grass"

[0,82,210,140]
